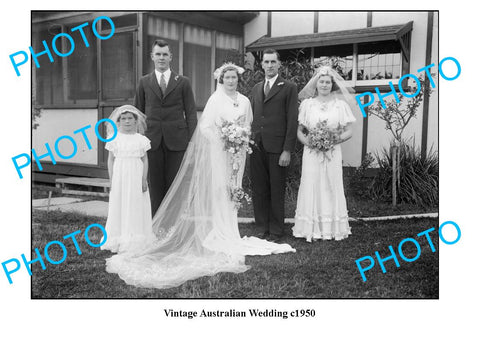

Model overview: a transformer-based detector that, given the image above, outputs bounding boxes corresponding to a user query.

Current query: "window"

[184,25,213,108]
[313,41,403,85]
[34,23,98,106]
[64,22,98,101]
[246,22,412,90]
[357,41,402,81]
[101,31,136,101]
[33,13,244,110]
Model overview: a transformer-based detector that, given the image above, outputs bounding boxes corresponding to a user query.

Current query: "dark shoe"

[268,234,286,243]
[260,232,270,239]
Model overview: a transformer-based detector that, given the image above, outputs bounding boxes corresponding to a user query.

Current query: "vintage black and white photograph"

[28,11,441,299]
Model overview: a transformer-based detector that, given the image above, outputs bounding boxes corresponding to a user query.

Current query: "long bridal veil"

[106,85,295,290]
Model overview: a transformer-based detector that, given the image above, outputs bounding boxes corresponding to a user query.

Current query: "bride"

[105,63,295,289]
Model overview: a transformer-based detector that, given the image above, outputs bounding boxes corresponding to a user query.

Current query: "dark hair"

[117,111,138,122]
[218,66,240,84]
[152,39,170,53]
[262,48,281,61]
[317,74,340,92]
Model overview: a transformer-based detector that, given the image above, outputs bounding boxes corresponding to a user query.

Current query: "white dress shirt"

[155,68,171,87]
[264,74,279,93]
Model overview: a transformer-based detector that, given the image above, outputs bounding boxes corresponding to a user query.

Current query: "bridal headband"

[213,62,245,80]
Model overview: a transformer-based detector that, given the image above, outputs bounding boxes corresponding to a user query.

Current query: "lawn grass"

[31,210,439,299]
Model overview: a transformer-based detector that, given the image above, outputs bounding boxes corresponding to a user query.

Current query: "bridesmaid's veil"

[299,66,362,118]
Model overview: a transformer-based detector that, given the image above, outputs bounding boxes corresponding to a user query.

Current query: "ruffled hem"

[292,217,351,242]
[294,214,349,223]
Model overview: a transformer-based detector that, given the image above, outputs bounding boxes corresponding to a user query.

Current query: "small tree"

[368,75,434,206]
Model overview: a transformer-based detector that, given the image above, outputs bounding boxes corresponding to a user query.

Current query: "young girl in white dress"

[292,67,357,242]
[101,105,155,253]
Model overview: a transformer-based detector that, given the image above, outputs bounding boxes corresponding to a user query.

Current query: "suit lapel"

[264,77,283,103]
[147,72,163,101]
[163,71,180,99]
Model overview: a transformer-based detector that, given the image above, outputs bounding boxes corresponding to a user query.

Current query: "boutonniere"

[277,82,284,86]
[175,75,179,81]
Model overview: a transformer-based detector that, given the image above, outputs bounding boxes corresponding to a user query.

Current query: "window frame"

[32,13,141,110]
[311,40,407,91]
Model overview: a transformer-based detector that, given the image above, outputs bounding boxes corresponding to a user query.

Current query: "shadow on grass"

[31,210,438,299]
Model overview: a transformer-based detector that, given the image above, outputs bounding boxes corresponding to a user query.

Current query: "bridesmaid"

[292,66,357,242]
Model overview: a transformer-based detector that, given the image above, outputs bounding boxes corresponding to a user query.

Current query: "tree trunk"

[397,143,401,201]
[391,144,398,207]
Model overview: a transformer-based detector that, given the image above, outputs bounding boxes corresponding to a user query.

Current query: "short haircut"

[262,48,281,61]
[218,65,240,84]
[152,39,170,52]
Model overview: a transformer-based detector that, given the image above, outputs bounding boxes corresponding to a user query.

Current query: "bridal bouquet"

[306,120,344,159]
[219,117,254,158]
[219,117,254,209]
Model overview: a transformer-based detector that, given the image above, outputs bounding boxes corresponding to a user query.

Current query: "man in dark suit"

[250,48,299,242]
[134,40,197,214]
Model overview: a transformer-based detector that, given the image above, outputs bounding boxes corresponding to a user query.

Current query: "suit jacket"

[251,77,299,153]
[134,71,197,151]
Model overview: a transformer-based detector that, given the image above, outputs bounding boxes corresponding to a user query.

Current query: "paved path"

[33,197,438,222]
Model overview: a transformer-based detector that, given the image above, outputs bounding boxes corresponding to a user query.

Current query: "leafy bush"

[370,141,438,207]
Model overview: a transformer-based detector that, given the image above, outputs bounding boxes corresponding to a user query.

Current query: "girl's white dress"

[292,98,356,242]
[101,132,155,253]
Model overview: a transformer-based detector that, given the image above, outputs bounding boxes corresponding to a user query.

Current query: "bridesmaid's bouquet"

[306,120,344,158]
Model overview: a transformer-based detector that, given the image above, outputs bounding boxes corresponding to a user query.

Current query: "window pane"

[184,25,212,108]
[33,22,98,105]
[144,16,180,75]
[101,31,135,100]
[33,25,64,105]
[65,22,97,101]
[357,41,402,81]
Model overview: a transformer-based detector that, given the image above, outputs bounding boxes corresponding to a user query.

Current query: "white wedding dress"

[105,87,295,289]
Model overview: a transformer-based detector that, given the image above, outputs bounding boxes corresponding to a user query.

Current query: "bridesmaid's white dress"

[292,98,356,242]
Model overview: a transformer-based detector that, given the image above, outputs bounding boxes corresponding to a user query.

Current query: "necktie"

[264,81,271,96]
[160,74,167,94]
